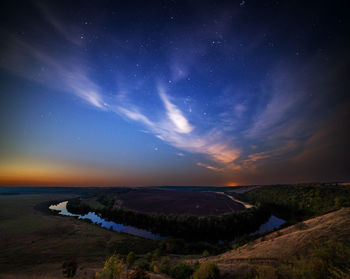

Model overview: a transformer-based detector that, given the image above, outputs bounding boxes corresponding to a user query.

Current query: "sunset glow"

[0,1,349,186]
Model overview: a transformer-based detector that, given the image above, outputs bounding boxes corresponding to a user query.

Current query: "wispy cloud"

[197,162,223,172]
[158,87,194,134]
[246,71,303,139]
[0,32,106,111]
[35,2,85,46]
[242,140,299,165]
[0,30,241,166]
[112,89,240,164]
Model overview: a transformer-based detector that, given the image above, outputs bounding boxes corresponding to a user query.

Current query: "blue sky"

[0,1,349,186]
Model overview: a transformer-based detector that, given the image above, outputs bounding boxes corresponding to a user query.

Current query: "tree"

[126,251,136,279]
[202,250,210,258]
[96,255,125,279]
[191,262,220,279]
[127,251,136,267]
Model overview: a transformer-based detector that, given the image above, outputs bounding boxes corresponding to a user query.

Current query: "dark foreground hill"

[192,207,350,278]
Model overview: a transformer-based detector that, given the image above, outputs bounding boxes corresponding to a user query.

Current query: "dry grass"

[0,194,157,278]
[190,207,350,278]
[211,207,350,262]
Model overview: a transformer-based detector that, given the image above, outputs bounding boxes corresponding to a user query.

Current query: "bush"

[193,261,200,271]
[253,266,278,279]
[137,261,150,271]
[164,238,186,253]
[128,268,150,279]
[62,259,78,278]
[191,262,220,279]
[152,265,159,273]
[170,262,194,279]
[292,242,350,279]
[145,252,152,262]
[159,258,171,274]
[152,248,161,260]
[202,250,210,258]
[127,251,136,267]
[96,255,125,279]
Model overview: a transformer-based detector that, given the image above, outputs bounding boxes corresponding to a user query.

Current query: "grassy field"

[0,194,158,278]
[115,188,245,215]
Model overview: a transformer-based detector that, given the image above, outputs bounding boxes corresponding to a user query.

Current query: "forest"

[67,197,271,242]
[231,183,350,223]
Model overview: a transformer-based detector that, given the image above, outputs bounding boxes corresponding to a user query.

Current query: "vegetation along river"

[49,201,285,240]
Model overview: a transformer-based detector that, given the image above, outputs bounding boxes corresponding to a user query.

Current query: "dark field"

[0,194,158,278]
[116,189,245,215]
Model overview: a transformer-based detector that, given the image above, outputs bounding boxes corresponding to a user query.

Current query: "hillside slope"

[200,207,350,278]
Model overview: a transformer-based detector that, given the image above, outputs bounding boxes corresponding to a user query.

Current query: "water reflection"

[251,215,285,235]
[49,201,285,241]
[49,201,163,240]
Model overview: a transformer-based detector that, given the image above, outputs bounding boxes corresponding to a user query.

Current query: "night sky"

[0,1,349,186]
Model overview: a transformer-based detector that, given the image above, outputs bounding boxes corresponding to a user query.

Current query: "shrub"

[193,261,200,271]
[253,266,278,279]
[62,258,78,278]
[191,262,220,279]
[153,265,159,273]
[292,242,350,279]
[164,238,186,253]
[202,250,210,258]
[128,268,150,279]
[96,255,125,279]
[149,262,158,273]
[137,261,150,271]
[170,261,194,279]
[159,258,171,274]
[145,252,152,262]
[152,248,161,260]
[127,251,136,267]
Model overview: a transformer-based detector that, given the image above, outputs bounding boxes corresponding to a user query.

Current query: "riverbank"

[214,192,254,209]
[0,194,158,278]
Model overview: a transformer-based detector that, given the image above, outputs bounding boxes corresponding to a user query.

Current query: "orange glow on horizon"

[0,159,129,187]
[225,182,239,187]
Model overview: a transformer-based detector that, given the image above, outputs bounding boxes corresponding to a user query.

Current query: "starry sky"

[0,0,349,186]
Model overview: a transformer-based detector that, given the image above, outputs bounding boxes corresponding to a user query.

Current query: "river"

[49,201,285,240]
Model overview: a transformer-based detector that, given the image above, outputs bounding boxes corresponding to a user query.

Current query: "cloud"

[0,7,245,168]
[62,69,107,109]
[158,88,194,134]
[197,162,223,172]
[113,106,154,127]
[242,140,299,165]
[246,71,303,139]
[0,32,107,111]
[113,94,240,164]
[0,33,240,166]
[35,2,85,46]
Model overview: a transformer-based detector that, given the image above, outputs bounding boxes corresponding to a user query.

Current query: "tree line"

[67,197,271,242]
[232,183,350,223]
